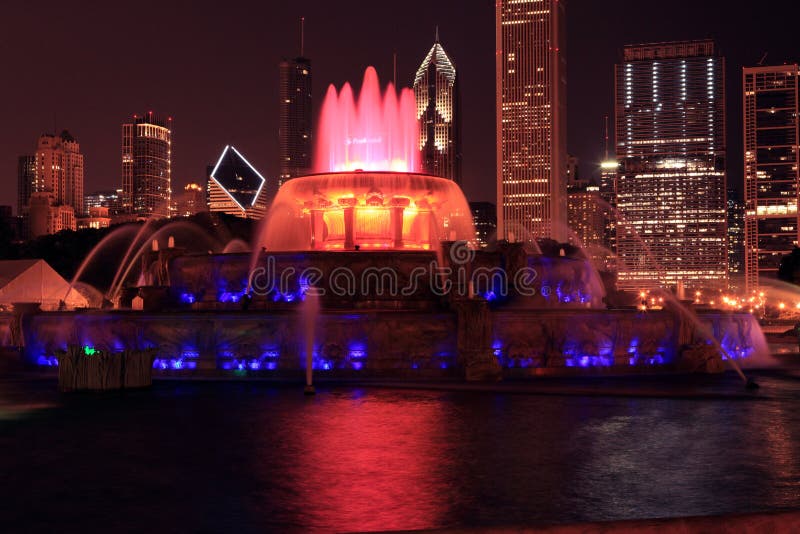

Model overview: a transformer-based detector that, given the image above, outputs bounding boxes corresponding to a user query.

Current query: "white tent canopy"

[0,260,88,311]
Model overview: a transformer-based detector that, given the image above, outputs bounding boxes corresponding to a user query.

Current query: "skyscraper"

[496,0,567,242]
[743,64,800,292]
[31,131,84,216]
[727,187,745,292]
[122,113,172,218]
[469,201,497,248]
[615,40,727,292]
[17,155,36,215]
[414,30,461,183]
[278,31,312,191]
[175,183,206,218]
[207,145,269,219]
[599,160,618,262]
[568,184,605,267]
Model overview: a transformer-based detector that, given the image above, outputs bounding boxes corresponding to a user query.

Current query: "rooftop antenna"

[300,16,305,57]
[757,52,768,66]
[393,51,397,86]
[435,25,439,43]
[604,115,609,161]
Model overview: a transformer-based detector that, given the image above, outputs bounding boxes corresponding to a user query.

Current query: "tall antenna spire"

[393,51,397,86]
[604,114,609,161]
[300,16,305,57]
[435,25,439,43]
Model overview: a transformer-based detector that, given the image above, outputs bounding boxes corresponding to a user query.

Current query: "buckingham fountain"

[6,68,768,384]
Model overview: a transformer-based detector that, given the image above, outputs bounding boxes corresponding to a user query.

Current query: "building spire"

[435,26,439,43]
[300,16,305,57]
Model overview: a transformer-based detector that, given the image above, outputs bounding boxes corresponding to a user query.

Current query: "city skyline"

[2,1,798,214]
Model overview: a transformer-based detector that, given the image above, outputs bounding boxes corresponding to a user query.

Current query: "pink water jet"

[316,67,419,173]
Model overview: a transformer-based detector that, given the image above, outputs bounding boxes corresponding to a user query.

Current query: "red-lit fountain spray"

[316,67,419,173]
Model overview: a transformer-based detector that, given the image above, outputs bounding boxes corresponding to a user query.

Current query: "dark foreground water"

[1,370,800,532]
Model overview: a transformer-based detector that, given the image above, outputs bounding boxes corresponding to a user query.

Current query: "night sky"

[1,0,798,213]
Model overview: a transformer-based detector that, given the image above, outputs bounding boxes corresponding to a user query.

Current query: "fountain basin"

[258,172,475,251]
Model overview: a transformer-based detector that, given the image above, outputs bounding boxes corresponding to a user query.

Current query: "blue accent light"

[180,292,196,304]
[351,361,364,370]
[36,355,59,367]
[152,358,198,370]
[565,355,612,368]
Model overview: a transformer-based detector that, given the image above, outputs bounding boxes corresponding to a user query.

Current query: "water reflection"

[275,391,452,531]
[0,374,799,531]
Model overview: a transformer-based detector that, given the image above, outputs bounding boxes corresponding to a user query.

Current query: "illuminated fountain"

[7,67,770,383]
[259,172,474,252]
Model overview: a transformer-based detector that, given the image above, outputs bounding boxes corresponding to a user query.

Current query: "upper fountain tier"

[256,66,474,252]
[257,171,475,251]
[315,67,418,173]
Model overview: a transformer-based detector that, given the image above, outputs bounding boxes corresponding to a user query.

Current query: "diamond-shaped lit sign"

[210,146,266,209]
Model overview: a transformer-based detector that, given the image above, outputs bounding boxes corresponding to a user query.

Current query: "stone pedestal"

[456,299,501,382]
[678,343,725,374]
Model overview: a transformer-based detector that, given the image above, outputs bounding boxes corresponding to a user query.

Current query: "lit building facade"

[727,187,745,291]
[414,33,461,183]
[568,184,605,256]
[207,146,268,219]
[17,155,37,215]
[122,113,172,218]
[615,41,727,292]
[599,160,618,261]
[278,56,312,190]
[743,65,800,292]
[496,0,567,242]
[31,131,84,216]
[77,207,111,230]
[175,183,206,218]
[85,189,123,214]
[469,201,497,248]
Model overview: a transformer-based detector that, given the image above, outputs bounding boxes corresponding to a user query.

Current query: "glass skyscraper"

[122,113,172,218]
[615,40,727,292]
[743,64,800,292]
[278,56,312,191]
[495,0,567,243]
